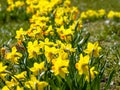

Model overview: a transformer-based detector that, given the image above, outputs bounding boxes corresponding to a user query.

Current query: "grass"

[0,0,120,89]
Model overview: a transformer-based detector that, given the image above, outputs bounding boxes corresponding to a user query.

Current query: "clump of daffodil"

[80,9,106,22]
[75,54,98,82]
[84,42,101,57]
[52,56,69,78]
[107,10,120,19]
[7,0,25,12]
[5,46,22,64]
[5,78,19,89]
[4,71,26,88]
[2,0,109,89]
[25,75,48,90]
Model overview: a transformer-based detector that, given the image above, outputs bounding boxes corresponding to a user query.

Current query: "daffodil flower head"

[30,62,45,75]
[0,62,7,80]
[27,40,41,59]
[75,54,89,75]
[5,46,22,64]
[52,56,69,78]
[84,42,101,57]
[25,75,48,90]
[15,28,26,40]
[85,67,98,82]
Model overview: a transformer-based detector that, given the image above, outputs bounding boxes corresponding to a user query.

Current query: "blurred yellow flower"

[15,1,25,8]
[16,86,24,90]
[107,11,115,19]
[7,4,14,11]
[98,9,106,17]
[2,86,9,90]
[7,0,13,5]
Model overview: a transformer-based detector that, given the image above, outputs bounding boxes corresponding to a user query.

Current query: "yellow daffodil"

[5,79,19,88]
[2,86,9,90]
[7,0,13,5]
[84,42,101,57]
[14,71,26,80]
[27,40,41,59]
[7,4,15,11]
[75,54,89,75]
[107,11,115,19]
[5,46,22,64]
[98,9,106,17]
[16,86,24,90]
[15,1,25,8]
[25,75,48,90]
[15,28,26,40]
[85,67,98,82]
[44,45,59,63]
[30,62,45,75]
[0,62,7,80]
[75,54,98,82]
[52,56,69,78]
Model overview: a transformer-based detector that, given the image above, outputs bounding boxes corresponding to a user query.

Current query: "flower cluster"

[107,10,120,21]
[0,0,105,90]
[80,9,106,22]
[80,9,120,22]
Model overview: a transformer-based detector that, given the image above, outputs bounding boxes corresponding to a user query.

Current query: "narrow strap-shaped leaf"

[104,70,115,90]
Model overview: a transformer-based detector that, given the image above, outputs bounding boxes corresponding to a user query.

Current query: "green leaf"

[104,70,115,90]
